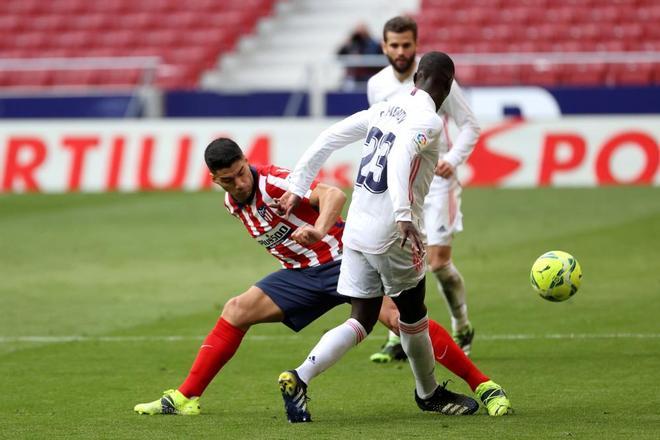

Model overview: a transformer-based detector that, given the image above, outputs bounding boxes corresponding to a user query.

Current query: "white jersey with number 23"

[289,88,444,254]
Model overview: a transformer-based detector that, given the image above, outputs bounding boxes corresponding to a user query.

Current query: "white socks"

[434,263,469,332]
[295,318,367,385]
[399,316,437,399]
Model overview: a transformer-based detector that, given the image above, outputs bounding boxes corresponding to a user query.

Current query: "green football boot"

[475,380,512,416]
[452,323,475,356]
[134,389,200,415]
[369,335,407,363]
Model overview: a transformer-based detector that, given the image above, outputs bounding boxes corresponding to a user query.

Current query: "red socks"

[178,317,247,398]
[428,319,489,391]
[177,316,485,397]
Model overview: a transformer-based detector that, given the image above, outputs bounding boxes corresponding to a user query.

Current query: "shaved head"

[414,51,455,109]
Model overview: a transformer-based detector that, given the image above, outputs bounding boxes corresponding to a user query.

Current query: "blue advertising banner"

[0,86,658,118]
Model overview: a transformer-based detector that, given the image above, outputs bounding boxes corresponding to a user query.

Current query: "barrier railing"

[0,56,162,117]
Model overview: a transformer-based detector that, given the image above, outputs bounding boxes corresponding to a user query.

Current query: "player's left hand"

[270,191,301,217]
[396,221,425,261]
[435,159,455,178]
[291,225,323,246]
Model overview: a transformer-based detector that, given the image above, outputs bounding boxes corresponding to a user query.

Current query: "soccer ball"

[530,250,582,302]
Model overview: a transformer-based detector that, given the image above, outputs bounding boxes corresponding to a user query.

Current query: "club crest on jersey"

[256,222,292,249]
[414,132,428,147]
[257,204,274,222]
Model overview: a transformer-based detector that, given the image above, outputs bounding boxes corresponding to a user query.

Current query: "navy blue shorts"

[255,260,349,332]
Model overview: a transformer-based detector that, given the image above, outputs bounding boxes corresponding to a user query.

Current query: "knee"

[428,254,451,273]
[398,305,427,325]
[359,317,378,334]
[221,296,249,327]
[353,311,380,334]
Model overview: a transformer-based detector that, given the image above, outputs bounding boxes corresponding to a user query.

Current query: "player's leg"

[390,278,437,398]
[176,286,283,397]
[427,244,473,354]
[425,178,473,355]
[134,286,282,415]
[379,299,489,391]
[279,248,381,423]
[391,280,478,415]
[374,274,512,416]
[370,296,407,363]
[293,295,382,385]
[290,249,382,386]
[280,296,381,423]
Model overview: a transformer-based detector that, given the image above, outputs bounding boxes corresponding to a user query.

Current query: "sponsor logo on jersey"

[256,222,292,248]
[415,132,428,147]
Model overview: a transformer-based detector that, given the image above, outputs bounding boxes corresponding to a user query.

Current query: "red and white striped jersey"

[224,165,343,269]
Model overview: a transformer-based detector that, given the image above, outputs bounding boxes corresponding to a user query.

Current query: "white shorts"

[337,244,426,299]
[423,176,463,247]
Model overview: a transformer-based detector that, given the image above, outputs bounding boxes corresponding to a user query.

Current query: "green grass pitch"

[1,187,659,439]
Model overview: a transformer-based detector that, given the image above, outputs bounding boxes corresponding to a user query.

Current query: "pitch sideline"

[1,333,659,344]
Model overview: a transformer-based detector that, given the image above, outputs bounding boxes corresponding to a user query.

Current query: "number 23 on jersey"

[355,126,397,194]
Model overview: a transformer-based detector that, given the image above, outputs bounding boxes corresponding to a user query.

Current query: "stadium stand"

[201,0,417,90]
[0,0,277,89]
[0,0,658,89]
[416,0,660,86]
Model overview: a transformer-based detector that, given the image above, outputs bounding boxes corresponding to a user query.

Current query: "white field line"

[1,333,659,344]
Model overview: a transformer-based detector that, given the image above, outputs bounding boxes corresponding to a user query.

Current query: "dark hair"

[383,16,417,42]
[204,137,244,172]
[418,51,455,83]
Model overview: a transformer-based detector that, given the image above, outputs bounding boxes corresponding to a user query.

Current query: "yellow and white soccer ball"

[530,250,582,302]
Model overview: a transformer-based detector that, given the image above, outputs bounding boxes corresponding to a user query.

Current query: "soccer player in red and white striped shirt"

[134,137,496,418]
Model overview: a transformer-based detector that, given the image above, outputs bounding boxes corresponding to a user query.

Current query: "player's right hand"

[396,221,425,261]
[270,191,301,218]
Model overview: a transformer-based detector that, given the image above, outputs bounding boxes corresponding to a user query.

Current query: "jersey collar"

[410,87,436,112]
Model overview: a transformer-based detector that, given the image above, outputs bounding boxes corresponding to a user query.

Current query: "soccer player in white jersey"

[274,52,511,421]
[368,16,480,362]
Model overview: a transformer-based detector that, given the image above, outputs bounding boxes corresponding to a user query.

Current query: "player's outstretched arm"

[288,110,371,198]
[290,183,346,246]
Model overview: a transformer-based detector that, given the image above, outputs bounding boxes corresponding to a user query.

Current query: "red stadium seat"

[48,31,92,50]
[611,63,654,86]
[520,64,562,86]
[477,65,521,86]
[51,69,97,87]
[96,69,142,86]
[561,64,606,86]
[92,30,140,48]
[4,70,53,88]
[47,0,87,15]
[119,13,160,30]
[25,15,70,33]
[454,65,480,86]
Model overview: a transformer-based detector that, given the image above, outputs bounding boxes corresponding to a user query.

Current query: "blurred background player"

[368,16,480,363]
